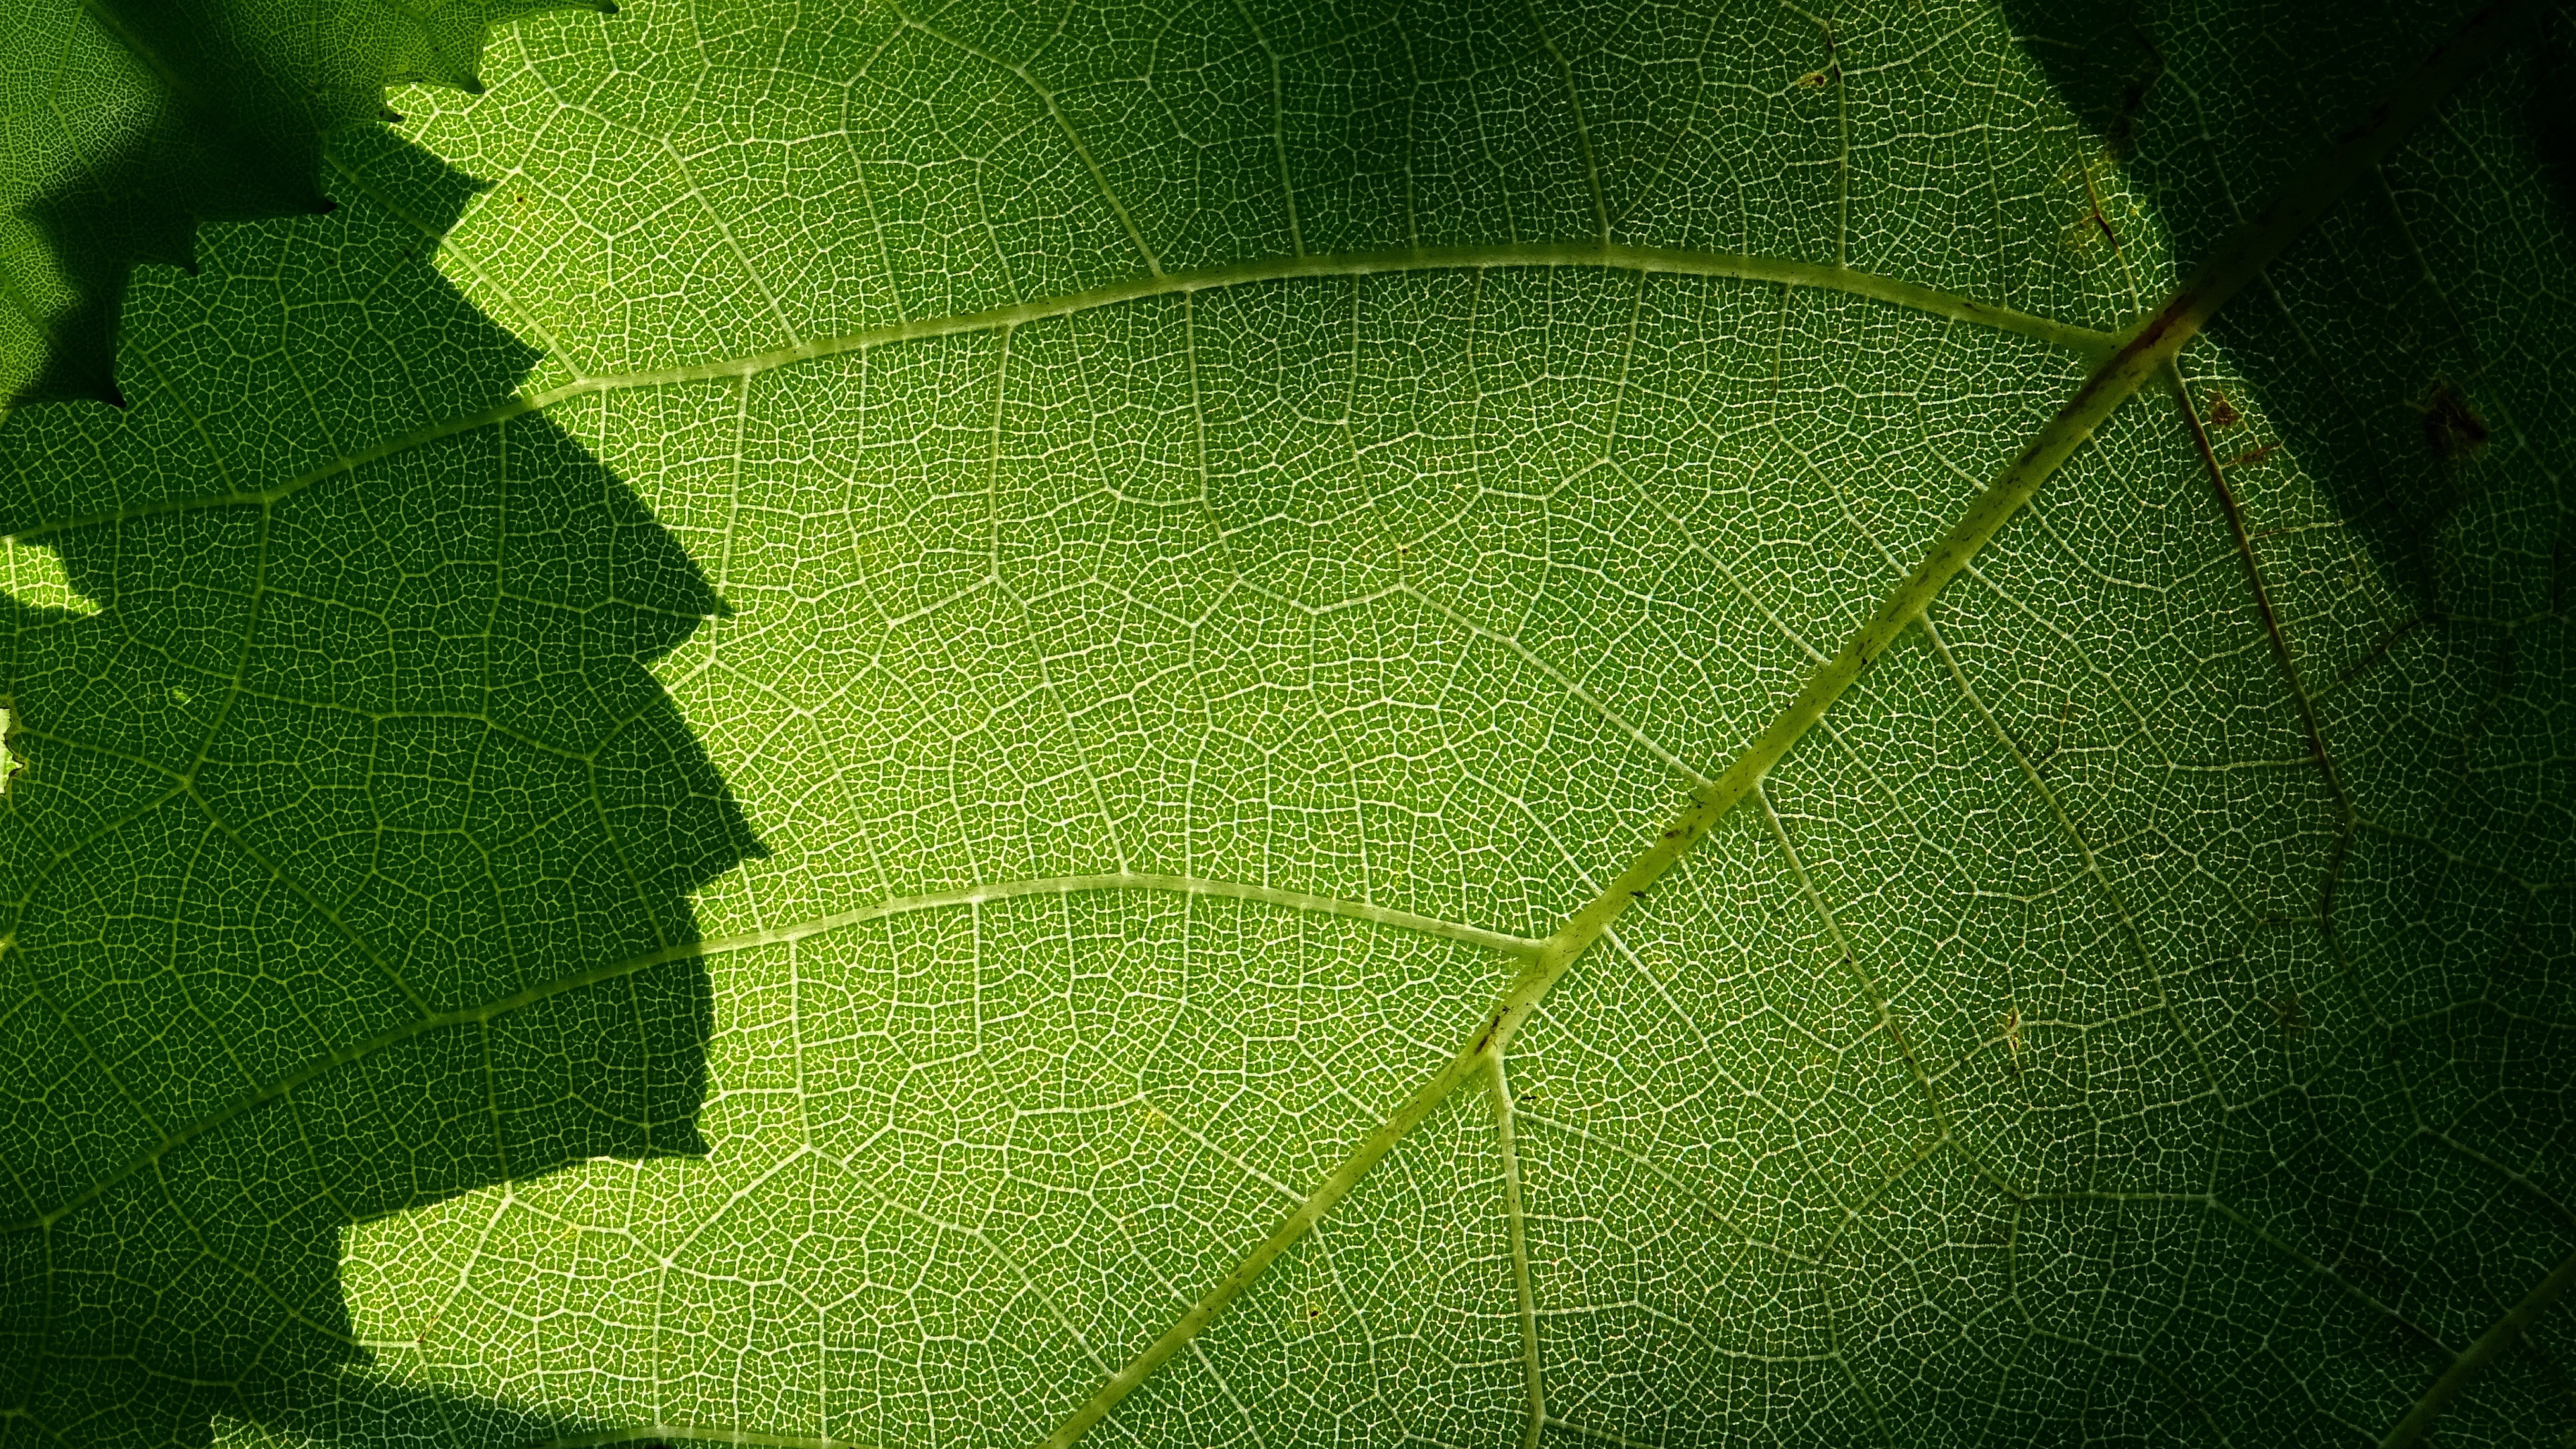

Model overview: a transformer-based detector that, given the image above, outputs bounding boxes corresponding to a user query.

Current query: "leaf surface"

[0,1,2569,1446]
[0,0,606,405]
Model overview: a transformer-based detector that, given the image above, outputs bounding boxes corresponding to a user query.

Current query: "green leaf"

[0,1,2569,1446]
[0,0,608,406]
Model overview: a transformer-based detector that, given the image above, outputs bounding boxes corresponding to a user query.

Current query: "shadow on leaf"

[2005,0,2573,625]
[2002,4,2576,1442]
[0,126,760,1446]
[2,0,608,409]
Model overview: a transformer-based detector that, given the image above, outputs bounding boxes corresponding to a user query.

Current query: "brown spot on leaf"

[2058,148,2133,259]
[2419,378,2490,462]
[2268,994,2307,1035]
[2101,36,2167,159]
[2105,78,2155,156]
[2206,391,2243,429]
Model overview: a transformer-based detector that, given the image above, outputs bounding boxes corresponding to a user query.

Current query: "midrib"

[1029,2,2542,1445]
[0,0,2536,1438]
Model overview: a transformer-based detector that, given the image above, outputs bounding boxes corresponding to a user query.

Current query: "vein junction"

[1,2,2538,1432]
[0,237,2104,1269]
[1027,1,2540,1440]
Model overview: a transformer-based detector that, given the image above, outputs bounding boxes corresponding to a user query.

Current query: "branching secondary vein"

[3,242,2107,546]
[1025,3,2538,1442]
[0,872,1527,1234]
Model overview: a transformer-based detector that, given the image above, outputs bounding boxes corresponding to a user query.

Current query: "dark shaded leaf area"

[0,0,605,406]
[0,0,2571,1445]
[0,127,758,1446]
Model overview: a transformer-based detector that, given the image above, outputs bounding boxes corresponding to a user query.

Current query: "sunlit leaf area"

[0,0,2567,1444]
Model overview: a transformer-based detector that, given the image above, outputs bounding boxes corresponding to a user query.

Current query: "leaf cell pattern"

[0,1,2568,1446]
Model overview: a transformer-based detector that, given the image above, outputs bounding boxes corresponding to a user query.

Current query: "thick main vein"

[3,241,2105,547]
[0,873,1532,1235]
[1030,3,2538,1444]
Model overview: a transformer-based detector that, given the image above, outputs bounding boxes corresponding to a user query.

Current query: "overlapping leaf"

[0,1,2567,1446]
[0,0,608,405]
